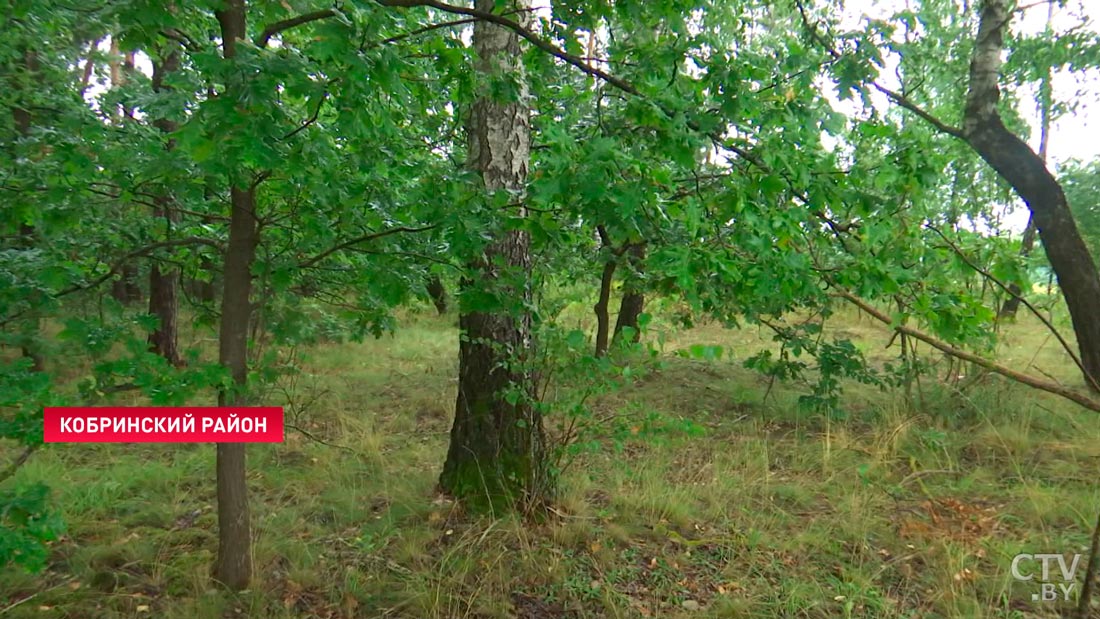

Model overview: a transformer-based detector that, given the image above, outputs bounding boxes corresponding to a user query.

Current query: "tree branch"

[160,28,201,52]
[257,9,340,48]
[375,17,478,47]
[57,238,224,297]
[834,289,1100,413]
[298,225,436,268]
[0,446,36,485]
[873,84,965,138]
[281,92,329,140]
[793,0,964,139]
[375,0,641,96]
[925,223,1099,392]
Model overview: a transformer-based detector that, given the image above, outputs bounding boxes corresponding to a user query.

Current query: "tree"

[960,0,1100,388]
[7,43,45,373]
[146,44,183,366]
[211,0,256,590]
[426,275,448,315]
[613,241,646,345]
[438,0,551,512]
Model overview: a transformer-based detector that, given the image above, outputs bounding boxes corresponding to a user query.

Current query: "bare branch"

[57,238,224,297]
[281,92,329,141]
[257,9,340,48]
[873,84,965,138]
[376,17,478,47]
[925,223,1099,392]
[834,290,1100,413]
[160,28,201,52]
[298,225,436,268]
[0,446,36,485]
[375,0,641,96]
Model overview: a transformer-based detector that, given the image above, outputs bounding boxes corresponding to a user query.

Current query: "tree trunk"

[594,259,617,357]
[147,48,182,366]
[11,47,44,372]
[998,1,1053,321]
[964,0,1100,387]
[593,226,618,357]
[426,275,448,315]
[439,0,550,512]
[613,243,646,345]
[108,40,143,307]
[214,190,256,591]
[110,265,143,305]
[213,1,255,591]
[998,218,1037,319]
[148,262,181,364]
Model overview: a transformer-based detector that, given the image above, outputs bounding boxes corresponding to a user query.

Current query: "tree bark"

[613,243,646,345]
[439,0,550,512]
[964,0,1100,387]
[426,275,448,315]
[213,0,255,591]
[147,47,182,366]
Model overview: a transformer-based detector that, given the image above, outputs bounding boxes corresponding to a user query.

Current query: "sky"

[834,0,1100,230]
[837,0,1100,166]
[1014,0,1100,166]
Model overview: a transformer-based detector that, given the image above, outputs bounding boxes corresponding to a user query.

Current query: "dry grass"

[2,300,1099,618]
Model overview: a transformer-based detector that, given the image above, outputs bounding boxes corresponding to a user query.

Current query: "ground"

[2,301,1098,618]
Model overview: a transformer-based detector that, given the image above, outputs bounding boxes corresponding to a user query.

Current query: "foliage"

[2,0,1100,582]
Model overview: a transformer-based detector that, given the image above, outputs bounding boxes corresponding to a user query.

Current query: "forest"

[3,0,1100,617]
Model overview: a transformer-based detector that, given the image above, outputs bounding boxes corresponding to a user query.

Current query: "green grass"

[2,305,1099,618]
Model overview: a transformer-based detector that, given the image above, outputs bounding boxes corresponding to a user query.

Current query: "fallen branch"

[0,445,36,485]
[285,423,354,452]
[833,289,1100,413]
[925,223,1099,393]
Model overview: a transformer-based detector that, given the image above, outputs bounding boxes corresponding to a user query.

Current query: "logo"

[43,407,285,443]
[1011,553,1081,602]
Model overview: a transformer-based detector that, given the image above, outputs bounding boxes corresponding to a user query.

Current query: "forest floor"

[2,302,1099,618]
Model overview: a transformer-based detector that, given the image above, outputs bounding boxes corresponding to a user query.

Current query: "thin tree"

[213,0,257,589]
[147,43,183,366]
[593,225,619,357]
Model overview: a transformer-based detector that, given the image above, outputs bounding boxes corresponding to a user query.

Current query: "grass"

[2,302,1100,618]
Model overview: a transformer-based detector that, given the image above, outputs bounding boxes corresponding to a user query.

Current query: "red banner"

[43,407,284,443]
